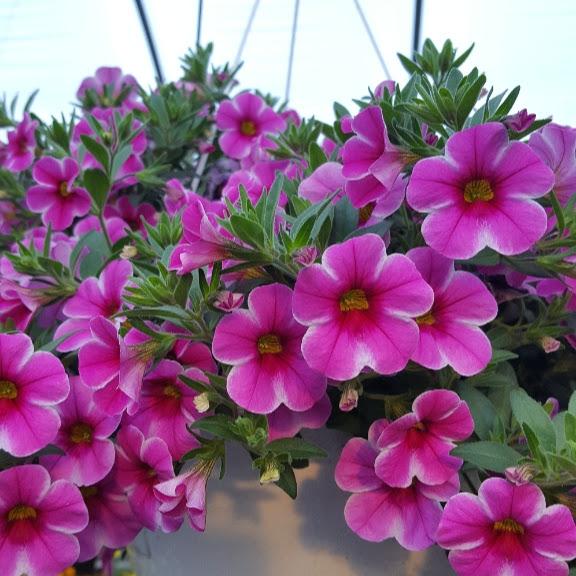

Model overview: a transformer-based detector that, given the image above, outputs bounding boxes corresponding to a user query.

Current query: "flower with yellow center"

[0,380,17,400]
[339,289,369,312]
[463,179,494,203]
[257,334,283,355]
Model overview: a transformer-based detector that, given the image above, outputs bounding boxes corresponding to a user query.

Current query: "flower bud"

[194,392,210,414]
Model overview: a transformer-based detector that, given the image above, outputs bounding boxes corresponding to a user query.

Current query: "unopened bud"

[213,290,244,312]
[294,246,318,267]
[193,392,210,414]
[540,336,561,354]
[120,245,138,260]
[259,461,280,484]
[505,464,536,486]
[339,382,361,412]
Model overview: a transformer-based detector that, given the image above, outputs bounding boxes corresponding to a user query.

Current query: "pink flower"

[169,198,233,274]
[213,290,244,312]
[292,234,434,380]
[153,462,214,532]
[298,162,346,203]
[335,419,459,549]
[73,214,129,244]
[293,246,318,267]
[124,360,204,459]
[77,66,144,112]
[267,394,332,441]
[26,157,91,230]
[437,478,576,576]
[341,106,406,205]
[407,247,498,375]
[115,425,181,533]
[4,113,38,173]
[0,332,69,457]
[164,178,191,215]
[504,109,536,133]
[78,317,149,415]
[76,472,142,562]
[374,390,473,488]
[55,259,132,351]
[104,196,156,233]
[529,123,576,205]
[346,172,405,218]
[212,283,327,414]
[0,464,88,576]
[406,122,555,259]
[216,92,286,159]
[40,377,121,486]
[374,80,396,99]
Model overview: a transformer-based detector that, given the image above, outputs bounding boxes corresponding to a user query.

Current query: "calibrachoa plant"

[0,40,575,576]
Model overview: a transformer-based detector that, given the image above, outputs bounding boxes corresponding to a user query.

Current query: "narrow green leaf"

[274,465,297,499]
[510,388,556,451]
[266,438,327,460]
[452,441,523,472]
[83,168,110,211]
[80,135,110,172]
[308,142,327,171]
[457,384,497,440]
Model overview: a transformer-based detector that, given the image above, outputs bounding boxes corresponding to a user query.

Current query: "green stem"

[97,211,113,251]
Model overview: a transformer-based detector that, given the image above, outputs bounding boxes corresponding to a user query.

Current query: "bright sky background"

[1,0,575,125]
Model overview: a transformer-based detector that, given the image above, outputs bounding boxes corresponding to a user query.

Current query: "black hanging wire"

[133,0,165,84]
[352,0,391,80]
[285,0,301,102]
[413,0,424,56]
[196,0,204,46]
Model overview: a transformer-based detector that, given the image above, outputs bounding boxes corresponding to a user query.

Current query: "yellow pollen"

[70,423,93,444]
[416,310,436,326]
[493,518,524,535]
[163,384,182,399]
[0,380,17,400]
[240,120,257,136]
[339,289,369,312]
[58,182,71,197]
[80,486,98,499]
[7,504,37,522]
[257,334,283,355]
[463,179,494,203]
[358,202,376,225]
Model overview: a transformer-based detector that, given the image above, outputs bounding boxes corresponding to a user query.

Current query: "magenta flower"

[212,290,245,312]
[374,390,473,488]
[40,377,121,486]
[73,214,129,244]
[154,463,214,532]
[55,259,132,351]
[407,247,498,375]
[169,198,233,274]
[267,394,332,441]
[341,106,406,199]
[292,234,434,380]
[298,162,345,204]
[26,157,91,230]
[529,123,576,205]
[115,425,181,533]
[504,108,536,133]
[335,419,459,549]
[0,332,69,457]
[407,122,555,259]
[216,92,286,159]
[77,66,145,112]
[104,196,156,233]
[164,178,191,215]
[78,317,149,415]
[345,172,405,216]
[374,80,396,99]
[437,478,576,575]
[0,464,88,576]
[124,360,203,459]
[4,113,38,173]
[76,472,142,562]
[212,283,327,414]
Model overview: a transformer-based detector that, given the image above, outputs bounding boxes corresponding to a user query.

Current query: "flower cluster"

[0,39,575,576]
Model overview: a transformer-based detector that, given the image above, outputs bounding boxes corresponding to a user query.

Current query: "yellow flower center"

[358,202,376,225]
[7,504,37,522]
[0,380,17,400]
[59,181,71,197]
[416,310,436,326]
[70,423,93,444]
[493,518,524,535]
[463,179,494,203]
[339,289,369,312]
[240,120,257,136]
[257,334,283,355]
[163,384,182,399]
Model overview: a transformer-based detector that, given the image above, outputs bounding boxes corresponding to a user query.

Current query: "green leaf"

[569,391,576,416]
[493,86,521,119]
[510,389,556,451]
[229,215,266,249]
[308,142,327,171]
[80,135,110,172]
[83,169,110,211]
[456,73,486,128]
[189,415,241,441]
[565,412,576,442]
[329,197,357,243]
[457,384,497,440]
[266,438,327,460]
[452,441,523,472]
[274,465,297,499]
[490,349,519,365]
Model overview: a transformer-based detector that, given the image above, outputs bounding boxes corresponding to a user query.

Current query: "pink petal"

[226,359,280,413]
[32,156,64,185]
[212,311,259,364]
[41,480,89,532]
[527,504,576,560]
[335,437,381,492]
